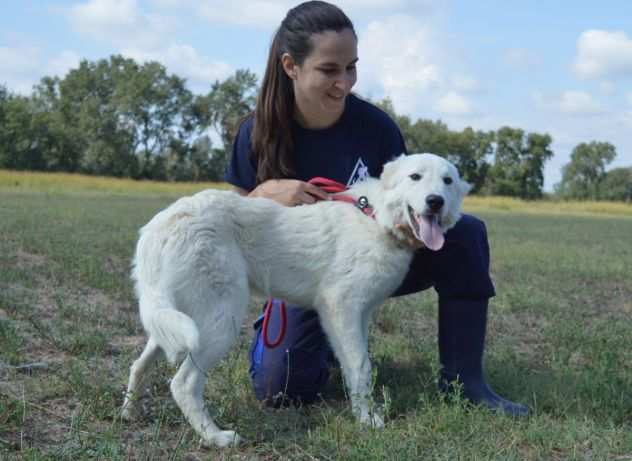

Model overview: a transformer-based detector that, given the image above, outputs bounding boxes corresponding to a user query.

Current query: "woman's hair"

[250,1,355,185]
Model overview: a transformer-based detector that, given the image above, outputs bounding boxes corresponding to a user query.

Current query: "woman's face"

[284,27,358,129]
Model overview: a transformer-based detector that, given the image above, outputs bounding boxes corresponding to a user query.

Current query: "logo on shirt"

[346,157,370,187]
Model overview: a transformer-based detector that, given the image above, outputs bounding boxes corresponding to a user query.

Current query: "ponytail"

[250,1,355,185]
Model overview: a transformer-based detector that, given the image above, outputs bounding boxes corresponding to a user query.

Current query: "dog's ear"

[459,180,472,196]
[381,154,405,189]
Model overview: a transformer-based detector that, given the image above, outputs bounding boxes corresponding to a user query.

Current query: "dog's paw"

[360,411,384,429]
[201,430,243,448]
[120,403,139,421]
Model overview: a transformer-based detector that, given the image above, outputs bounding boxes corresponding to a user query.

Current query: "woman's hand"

[248,179,330,206]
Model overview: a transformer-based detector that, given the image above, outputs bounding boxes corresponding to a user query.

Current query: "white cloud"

[0,45,41,94]
[598,81,616,95]
[0,45,39,74]
[533,90,605,116]
[626,92,632,106]
[558,91,605,115]
[574,30,632,80]
[67,0,173,49]
[356,15,442,114]
[502,48,542,71]
[148,0,181,7]
[450,75,481,93]
[355,13,484,120]
[0,46,81,94]
[70,0,138,27]
[339,0,408,8]
[47,50,81,79]
[434,91,475,116]
[620,111,632,128]
[123,45,233,93]
[195,1,293,28]
[188,0,420,28]
[67,0,230,93]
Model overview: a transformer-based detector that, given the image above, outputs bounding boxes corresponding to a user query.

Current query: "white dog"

[121,153,470,447]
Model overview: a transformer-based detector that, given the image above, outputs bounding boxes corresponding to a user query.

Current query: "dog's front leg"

[318,306,384,428]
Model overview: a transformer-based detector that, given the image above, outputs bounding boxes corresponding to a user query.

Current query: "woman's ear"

[281,53,298,80]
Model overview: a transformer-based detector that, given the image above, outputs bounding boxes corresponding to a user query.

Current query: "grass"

[465,195,632,218]
[0,169,228,195]
[1,170,631,460]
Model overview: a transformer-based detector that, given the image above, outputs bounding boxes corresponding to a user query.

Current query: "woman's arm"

[233,180,329,206]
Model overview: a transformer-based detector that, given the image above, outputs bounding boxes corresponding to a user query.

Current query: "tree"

[31,77,83,172]
[196,69,258,149]
[556,141,617,200]
[377,98,448,154]
[39,55,199,178]
[444,128,493,194]
[597,167,632,202]
[0,88,59,171]
[114,59,198,176]
[377,98,492,193]
[487,127,553,199]
[192,69,258,181]
[522,132,554,199]
[2,60,261,181]
[52,57,139,176]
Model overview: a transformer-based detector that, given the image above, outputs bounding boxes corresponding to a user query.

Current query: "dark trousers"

[249,214,495,404]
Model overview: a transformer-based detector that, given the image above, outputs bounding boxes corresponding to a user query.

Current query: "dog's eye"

[409,173,422,181]
[443,177,453,185]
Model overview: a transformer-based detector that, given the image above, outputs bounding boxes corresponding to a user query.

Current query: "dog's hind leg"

[318,304,384,428]
[121,338,161,420]
[169,294,248,448]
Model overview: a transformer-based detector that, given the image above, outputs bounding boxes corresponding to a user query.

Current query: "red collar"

[307,177,375,218]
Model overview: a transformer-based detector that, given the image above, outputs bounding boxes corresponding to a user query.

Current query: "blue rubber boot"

[438,298,529,417]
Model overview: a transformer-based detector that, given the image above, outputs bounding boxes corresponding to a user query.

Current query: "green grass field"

[1,171,631,460]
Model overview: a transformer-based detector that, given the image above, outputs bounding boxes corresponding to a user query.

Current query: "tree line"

[1,55,630,201]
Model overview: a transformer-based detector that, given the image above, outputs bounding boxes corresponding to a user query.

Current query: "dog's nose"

[425,195,444,212]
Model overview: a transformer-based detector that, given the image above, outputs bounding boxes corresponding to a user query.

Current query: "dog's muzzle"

[407,200,446,251]
[425,194,444,213]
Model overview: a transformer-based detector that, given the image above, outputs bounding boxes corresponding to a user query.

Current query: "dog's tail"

[140,295,200,364]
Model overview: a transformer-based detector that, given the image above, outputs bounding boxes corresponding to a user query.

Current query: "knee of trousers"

[445,214,488,243]
[434,214,496,299]
[248,305,332,405]
[251,349,330,405]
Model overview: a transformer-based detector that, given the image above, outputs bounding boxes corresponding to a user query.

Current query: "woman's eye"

[410,173,422,181]
[443,177,453,185]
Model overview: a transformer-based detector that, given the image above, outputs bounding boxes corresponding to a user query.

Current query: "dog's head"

[380,153,470,250]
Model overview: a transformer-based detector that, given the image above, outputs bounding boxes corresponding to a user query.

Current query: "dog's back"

[132,186,410,349]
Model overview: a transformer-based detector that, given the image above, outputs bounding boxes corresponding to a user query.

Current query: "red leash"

[307,177,348,193]
[261,177,374,348]
[308,177,374,217]
[262,298,287,348]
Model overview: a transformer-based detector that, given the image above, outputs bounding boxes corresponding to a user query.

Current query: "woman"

[225,0,528,416]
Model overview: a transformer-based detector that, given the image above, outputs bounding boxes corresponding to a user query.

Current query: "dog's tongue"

[414,215,445,251]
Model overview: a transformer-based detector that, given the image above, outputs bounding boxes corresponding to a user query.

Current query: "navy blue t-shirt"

[224,94,407,191]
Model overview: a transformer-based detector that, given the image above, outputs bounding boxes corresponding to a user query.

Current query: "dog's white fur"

[122,153,470,447]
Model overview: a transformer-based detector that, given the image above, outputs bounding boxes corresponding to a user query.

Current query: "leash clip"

[357,196,369,209]
[356,196,375,217]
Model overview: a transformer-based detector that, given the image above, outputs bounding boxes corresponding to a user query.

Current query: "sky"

[1,0,631,190]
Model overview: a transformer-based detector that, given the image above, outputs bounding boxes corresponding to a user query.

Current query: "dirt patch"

[14,249,47,271]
